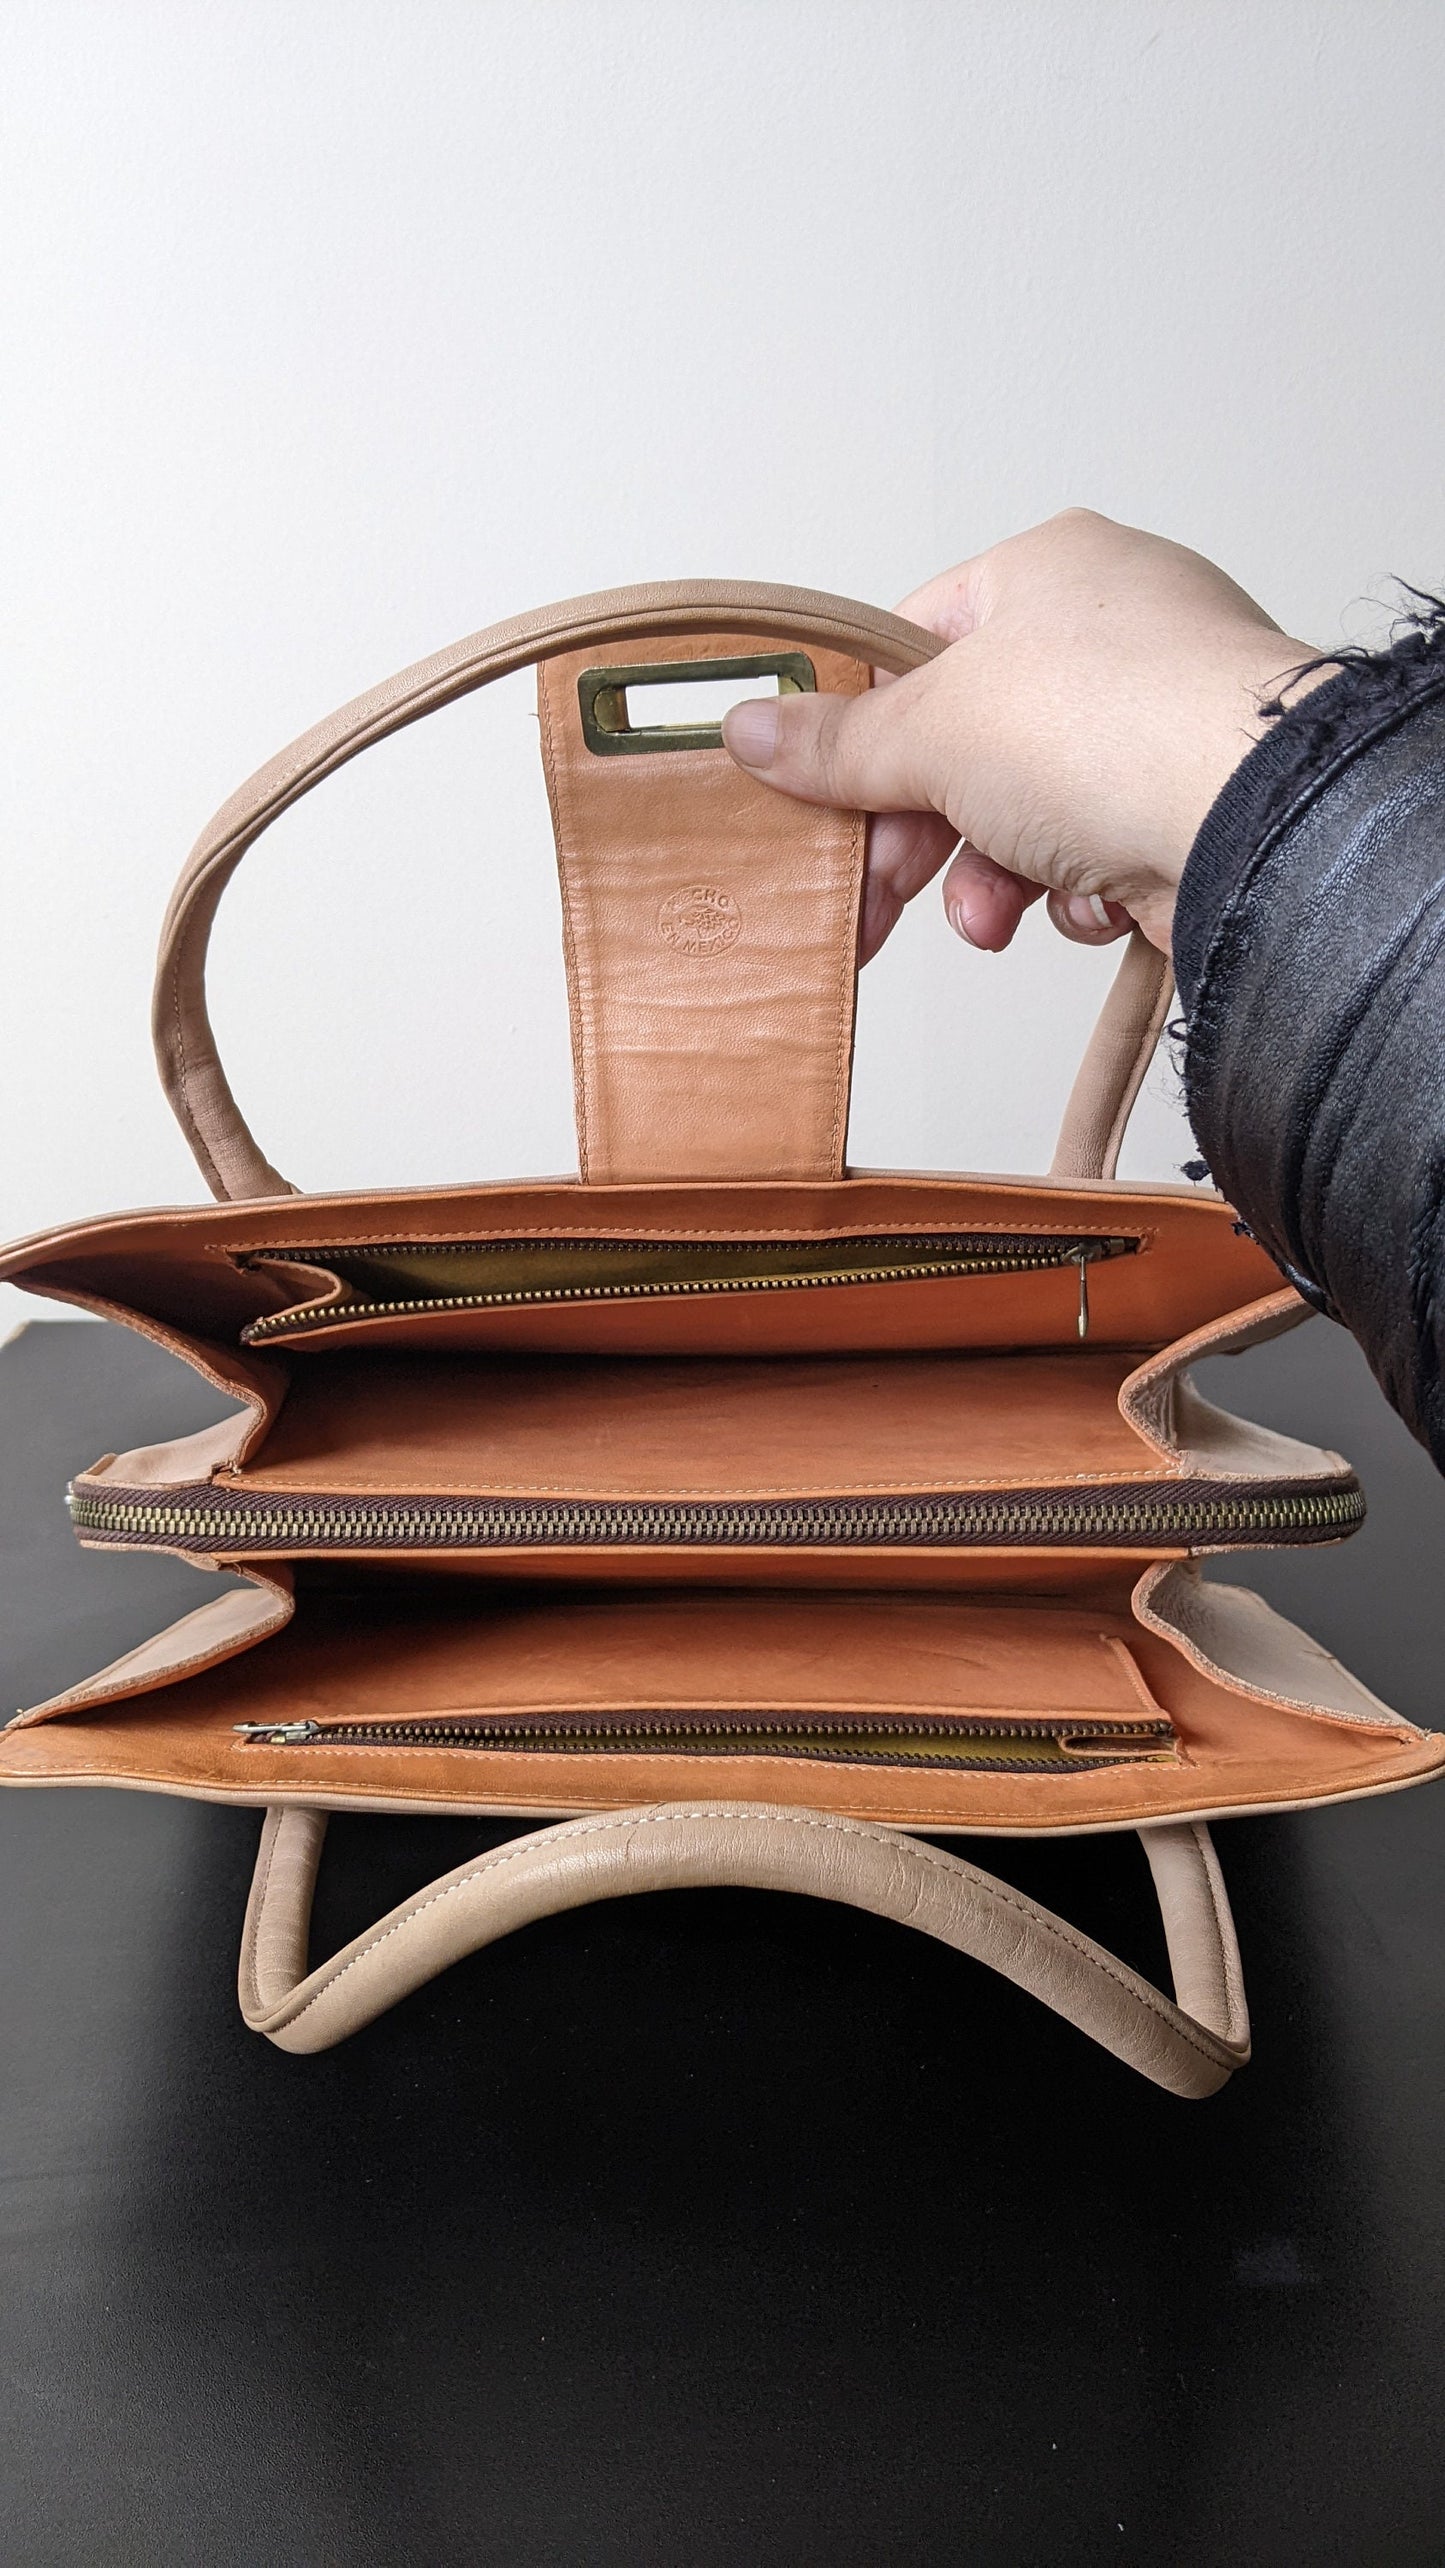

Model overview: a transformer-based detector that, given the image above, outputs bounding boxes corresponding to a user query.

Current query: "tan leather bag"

[5,581,1441,2094]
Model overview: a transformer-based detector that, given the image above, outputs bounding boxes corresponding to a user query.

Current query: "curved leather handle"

[156,583,937,1201]
[154,578,1170,1201]
[239,1800,1249,2096]
[1049,926,1174,1181]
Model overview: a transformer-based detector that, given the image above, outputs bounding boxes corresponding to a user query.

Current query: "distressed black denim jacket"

[1175,613,1445,1467]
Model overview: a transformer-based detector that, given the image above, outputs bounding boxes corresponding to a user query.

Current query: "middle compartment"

[69,1345,1364,1573]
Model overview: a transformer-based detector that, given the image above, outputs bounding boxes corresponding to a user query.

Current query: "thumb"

[721,674,942,814]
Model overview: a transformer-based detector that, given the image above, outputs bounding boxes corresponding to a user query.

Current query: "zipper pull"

[1073,1245,1094,1341]
[233,1720,321,1745]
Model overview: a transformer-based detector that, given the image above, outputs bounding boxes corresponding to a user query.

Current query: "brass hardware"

[577,653,817,756]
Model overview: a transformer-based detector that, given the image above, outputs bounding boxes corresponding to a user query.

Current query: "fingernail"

[1064,893,1113,933]
[722,698,779,768]
[946,892,980,945]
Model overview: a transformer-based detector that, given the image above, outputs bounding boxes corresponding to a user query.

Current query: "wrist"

[1134,637,1327,951]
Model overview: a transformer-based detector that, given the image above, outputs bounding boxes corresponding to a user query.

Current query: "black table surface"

[4,1314,1445,2568]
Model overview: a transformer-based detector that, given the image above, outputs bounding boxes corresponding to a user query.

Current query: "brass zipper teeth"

[231,1710,1177,1772]
[69,1479,1365,1552]
[242,1234,1139,1339]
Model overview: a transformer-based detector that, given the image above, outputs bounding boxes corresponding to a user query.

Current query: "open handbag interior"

[5,579,1442,2091]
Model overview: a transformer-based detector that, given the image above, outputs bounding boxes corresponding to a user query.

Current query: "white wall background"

[4,0,1443,1334]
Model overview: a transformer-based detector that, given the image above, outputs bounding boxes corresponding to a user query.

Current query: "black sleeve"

[1173,612,1445,1468]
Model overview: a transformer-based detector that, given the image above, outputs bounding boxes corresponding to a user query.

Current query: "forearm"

[1177,614,1445,1463]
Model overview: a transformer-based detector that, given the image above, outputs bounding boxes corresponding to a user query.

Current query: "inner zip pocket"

[241,1231,1141,1344]
[232,1707,1178,1771]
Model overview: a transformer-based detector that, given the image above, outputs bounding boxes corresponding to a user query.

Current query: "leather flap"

[537,632,870,1182]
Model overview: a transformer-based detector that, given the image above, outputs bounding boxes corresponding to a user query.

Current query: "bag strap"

[1049,926,1175,1180]
[238,1800,1248,2096]
[153,579,1171,1200]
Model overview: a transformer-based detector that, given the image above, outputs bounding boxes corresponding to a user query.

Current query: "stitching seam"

[241,1806,286,1996]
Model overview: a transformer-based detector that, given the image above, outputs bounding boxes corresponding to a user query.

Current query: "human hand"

[721,509,1322,959]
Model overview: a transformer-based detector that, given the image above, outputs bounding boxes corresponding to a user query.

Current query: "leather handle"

[1049,927,1174,1181]
[238,1800,1249,2096]
[153,578,1171,1201]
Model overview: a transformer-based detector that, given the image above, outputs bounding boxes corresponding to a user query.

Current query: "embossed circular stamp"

[657,885,742,956]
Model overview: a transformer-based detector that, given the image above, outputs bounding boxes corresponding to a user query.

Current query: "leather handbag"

[5,581,1441,2094]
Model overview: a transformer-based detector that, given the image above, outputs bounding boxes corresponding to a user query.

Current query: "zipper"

[241,1232,1140,1346]
[69,1475,1365,1555]
[230,1708,1177,1772]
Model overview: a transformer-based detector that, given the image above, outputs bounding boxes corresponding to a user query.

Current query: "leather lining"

[3,1571,1436,1835]
[0,1172,1286,1357]
[215,1349,1161,1500]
